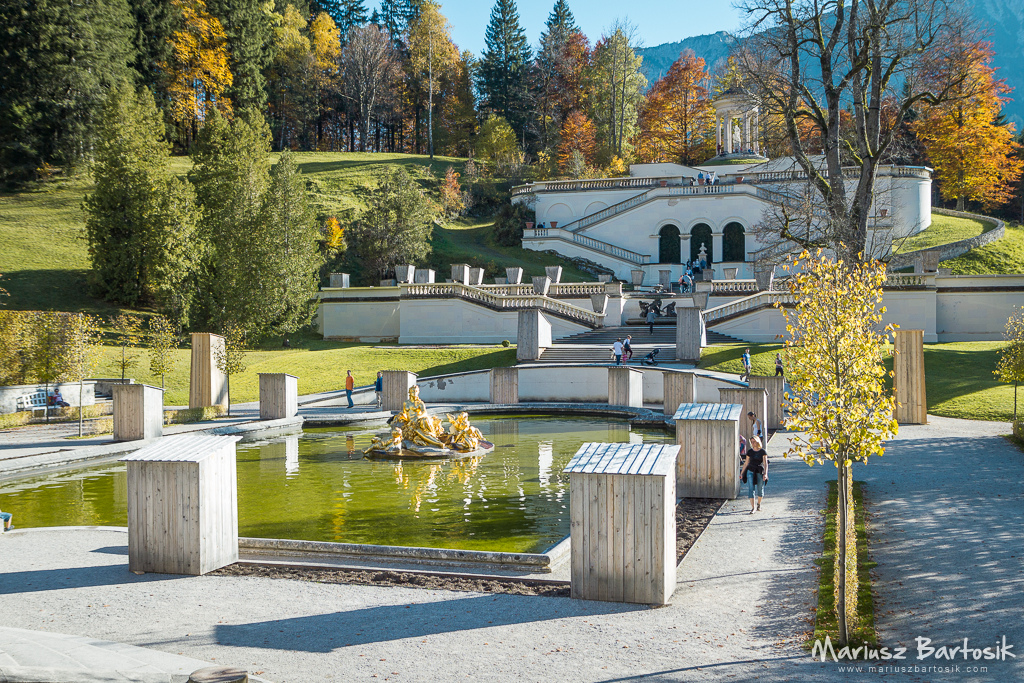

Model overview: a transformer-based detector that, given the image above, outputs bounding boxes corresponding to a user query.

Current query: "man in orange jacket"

[345,370,355,408]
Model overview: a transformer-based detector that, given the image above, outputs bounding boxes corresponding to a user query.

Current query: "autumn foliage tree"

[558,110,597,172]
[913,41,1024,211]
[637,50,715,165]
[779,251,899,645]
[439,167,465,219]
[164,0,233,146]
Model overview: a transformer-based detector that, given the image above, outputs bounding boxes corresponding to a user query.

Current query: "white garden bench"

[16,390,48,415]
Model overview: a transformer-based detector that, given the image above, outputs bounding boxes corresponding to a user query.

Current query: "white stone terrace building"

[514,158,933,282]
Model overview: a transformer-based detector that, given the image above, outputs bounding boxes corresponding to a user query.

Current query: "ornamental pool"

[0,416,674,553]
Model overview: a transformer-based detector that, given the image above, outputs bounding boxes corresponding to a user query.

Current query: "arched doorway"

[690,223,712,264]
[723,222,746,261]
[658,225,681,264]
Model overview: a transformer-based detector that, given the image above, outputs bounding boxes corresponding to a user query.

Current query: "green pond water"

[0,416,673,553]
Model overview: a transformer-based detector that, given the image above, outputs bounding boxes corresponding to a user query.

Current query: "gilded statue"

[365,387,493,459]
[446,412,484,451]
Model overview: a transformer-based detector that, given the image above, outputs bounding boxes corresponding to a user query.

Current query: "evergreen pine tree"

[536,0,579,149]
[206,0,273,110]
[541,0,577,44]
[129,0,178,107]
[262,150,323,338]
[84,84,204,324]
[338,0,369,37]
[479,0,535,144]
[0,0,134,180]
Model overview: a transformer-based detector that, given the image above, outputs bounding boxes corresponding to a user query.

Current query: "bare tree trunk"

[428,34,434,160]
[836,463,855,644]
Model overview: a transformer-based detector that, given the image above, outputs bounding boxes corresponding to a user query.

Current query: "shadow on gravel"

[91,545,129,555]
[1,563,180,594]
[215,593,643,652]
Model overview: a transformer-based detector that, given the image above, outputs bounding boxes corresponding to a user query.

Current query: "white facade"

[515,160,932,281]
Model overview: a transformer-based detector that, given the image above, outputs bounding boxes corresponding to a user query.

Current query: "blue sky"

[366,1,745,56]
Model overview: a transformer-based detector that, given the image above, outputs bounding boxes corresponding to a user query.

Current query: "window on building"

[723,222,746,262]
[690,223,712,263]
[658,225,681,264]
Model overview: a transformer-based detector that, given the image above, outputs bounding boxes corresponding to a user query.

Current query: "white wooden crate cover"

[121,434,243,462]
[565,442,678,477]
[672,402,744,422]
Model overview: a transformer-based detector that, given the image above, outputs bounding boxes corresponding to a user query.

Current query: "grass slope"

[894,212,993,254]
[700,341,1017,422]
[0,152,592,313]
[940,222,1024,275]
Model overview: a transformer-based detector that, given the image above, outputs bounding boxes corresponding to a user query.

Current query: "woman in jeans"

[740,436,768,514]
[0,507,12,532]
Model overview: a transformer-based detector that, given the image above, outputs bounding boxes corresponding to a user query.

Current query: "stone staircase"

[532,325,744,363]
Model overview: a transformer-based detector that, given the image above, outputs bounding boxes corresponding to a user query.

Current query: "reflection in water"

[285,435,299,477]
[0,417,673,553]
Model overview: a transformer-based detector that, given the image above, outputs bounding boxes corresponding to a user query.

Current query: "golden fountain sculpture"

[365,386,494,459]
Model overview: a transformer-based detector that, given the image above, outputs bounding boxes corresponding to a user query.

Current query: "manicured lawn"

[940,222,1024,275]
[700,341,1018,422]
[894,212,994,254]
[92,339,516,406]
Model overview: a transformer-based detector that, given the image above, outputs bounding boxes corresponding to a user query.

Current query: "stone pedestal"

[506,267,523,284]
[718,387,768,442]
[490,367,519,404]
[754,266,774,291]
[382,371,418,412]
[663,371,695,416]
[590,293,609,315]
[379,279,397,287]
[675,307,705,363]
[494,277,508,285]
[608,367,643,407]
[659,270,672,288]
[259,373,298,420]
[113,383,163,442]
[517,310,552,361]
[532,276,551,296]
[329,273,350,288]
[189,333,229,410]
[894,329,927,424]
[749,375,785,429]
[630,269,645,286]
[469,267,485,285]
[413,269,435,283]
[723,267,738,280]
[451,264,470,284]
[395,265,415,283]
[545,265,563,283]
[598,274,612,283]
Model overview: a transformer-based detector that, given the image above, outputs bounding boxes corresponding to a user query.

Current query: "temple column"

[712,232,724,265]
[724,113,733,154]
[743,113,751,153]
[715,115,722,151]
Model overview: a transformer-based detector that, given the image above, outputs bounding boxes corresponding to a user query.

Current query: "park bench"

[15,390,49,416]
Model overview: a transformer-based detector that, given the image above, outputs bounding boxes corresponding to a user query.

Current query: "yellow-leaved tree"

[779,251,899,645]
[164,0,233,147]
[408,0,460,159]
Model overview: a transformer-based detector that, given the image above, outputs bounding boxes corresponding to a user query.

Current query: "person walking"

[0,506,12,532]
[612,339,624,365]
[774,352,784,377]
[374,371,384,409]
[623,335,633,362]
[646,307,657,334]
[748,411,765,442]
[740,436,768,513]
[741,347,752,381]
[345,370,355,408]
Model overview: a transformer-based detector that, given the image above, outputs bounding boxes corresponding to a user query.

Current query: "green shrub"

[0,411,32,429]
[501,340,510,348]
[164,406,226,425]
[494,202,536,247]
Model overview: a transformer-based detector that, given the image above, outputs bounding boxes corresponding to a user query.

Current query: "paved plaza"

[1,416,1021,681]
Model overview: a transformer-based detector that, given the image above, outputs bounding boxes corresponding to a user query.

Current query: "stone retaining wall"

[889,208,1005,270]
